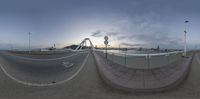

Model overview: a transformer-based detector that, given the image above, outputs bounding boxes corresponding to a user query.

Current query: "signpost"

[104,36,109,59]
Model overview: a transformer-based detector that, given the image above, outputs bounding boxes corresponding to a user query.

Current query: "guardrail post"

[147,54,150,69]
[125,52,127,66]
[167,54,170,66]
[110,53,114,61]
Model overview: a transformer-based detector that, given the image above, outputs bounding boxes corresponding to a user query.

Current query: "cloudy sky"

[0,0,200,50]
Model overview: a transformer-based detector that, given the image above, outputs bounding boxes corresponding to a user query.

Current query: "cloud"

[117,35,129,40]
[91,30,103,37]
[120,42,143,47]
[106,32,119,36]
[116,32,182,48]
[91,30,119,38]
[90,13,183,48]
[112,14,183,48]
[132,32,182,46]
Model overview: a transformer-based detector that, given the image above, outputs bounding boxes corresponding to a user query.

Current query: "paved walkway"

[94,52,193,92]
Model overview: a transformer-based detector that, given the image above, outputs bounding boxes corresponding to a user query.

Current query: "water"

[100,49,161,54]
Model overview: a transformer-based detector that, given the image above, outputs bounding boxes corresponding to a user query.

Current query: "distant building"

[151,45,160,51]
[157,45,160,51]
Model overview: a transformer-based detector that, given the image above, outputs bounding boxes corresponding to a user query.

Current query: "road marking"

[0,52,90,87]
[62,62,74,68]
[4,51,88,61]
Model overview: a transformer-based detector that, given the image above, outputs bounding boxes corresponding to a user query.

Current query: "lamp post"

[184,20,189,57]
[28,32,31,53]
[104,36,109,59]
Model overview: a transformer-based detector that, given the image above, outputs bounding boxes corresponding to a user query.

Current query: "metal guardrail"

[95,50,183,69]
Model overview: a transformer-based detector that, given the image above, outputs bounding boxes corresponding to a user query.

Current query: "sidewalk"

[94,52,193,92]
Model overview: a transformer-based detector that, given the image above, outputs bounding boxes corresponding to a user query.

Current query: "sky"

[0,0,200,50]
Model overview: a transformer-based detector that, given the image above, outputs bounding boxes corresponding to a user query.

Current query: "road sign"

[104,40,108,45]
[104,36,108,41]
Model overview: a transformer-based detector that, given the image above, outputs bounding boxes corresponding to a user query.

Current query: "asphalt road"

[0,51,200,99]
[8,51,76,59]
[0,51,89,86]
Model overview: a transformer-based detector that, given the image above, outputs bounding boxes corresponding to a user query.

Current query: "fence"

[95,50,183,69]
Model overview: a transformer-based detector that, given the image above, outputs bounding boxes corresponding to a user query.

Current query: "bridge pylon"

[75,38,94,51]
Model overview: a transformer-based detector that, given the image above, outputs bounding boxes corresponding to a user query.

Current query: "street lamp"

[104,36,109,59]
[184,20,189,57]
[28,32,31,53]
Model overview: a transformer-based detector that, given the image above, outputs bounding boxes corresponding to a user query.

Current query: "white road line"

[62,62,74,68]
[4,51,88,61]
[0,52,90,87]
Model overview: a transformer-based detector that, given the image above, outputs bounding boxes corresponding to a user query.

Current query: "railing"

[95,50,183,69]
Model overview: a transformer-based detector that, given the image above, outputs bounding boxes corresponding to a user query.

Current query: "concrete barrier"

[95,50,183,69]
[149,55,168,68]
[108,53,125,66]
[126,55,148,69]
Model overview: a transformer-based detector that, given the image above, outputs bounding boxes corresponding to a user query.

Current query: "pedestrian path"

[94,52,193,92]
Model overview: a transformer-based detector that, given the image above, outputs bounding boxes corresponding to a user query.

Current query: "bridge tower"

[75,38,94,51]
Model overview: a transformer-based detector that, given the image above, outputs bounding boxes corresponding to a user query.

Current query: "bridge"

[75,38,94,51]
[0,38,197,98]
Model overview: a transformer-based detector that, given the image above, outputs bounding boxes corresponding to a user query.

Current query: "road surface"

[0,51,89,86]
[0,51,199,99]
